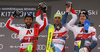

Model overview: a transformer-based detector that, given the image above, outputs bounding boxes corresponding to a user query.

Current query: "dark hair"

[78,9,90,25]
[24,13,33,20]
[81,9,88,12]
[79,9,89,19]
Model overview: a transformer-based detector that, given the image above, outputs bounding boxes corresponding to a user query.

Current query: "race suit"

[6,13,47,52]
[36,8,77,52]
[62,18,97,52]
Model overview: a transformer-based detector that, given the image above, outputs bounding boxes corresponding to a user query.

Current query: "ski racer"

[36,2,77,52]
[6,10,47,52]
[62,9,98,52]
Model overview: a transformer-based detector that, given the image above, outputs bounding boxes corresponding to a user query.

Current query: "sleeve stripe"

[39,13,47,33]
[36,10,41,17]
[70,8,76,14]
[6,17,19,34]
[43,13,47,17]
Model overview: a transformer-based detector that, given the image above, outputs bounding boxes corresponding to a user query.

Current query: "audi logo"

[0,44,3,50]
[66,34,69,40]
[11,33,19,39]
[37,44,46,50]
[0,22,6,28]
[98,35,100,39]
[9,44,69,51]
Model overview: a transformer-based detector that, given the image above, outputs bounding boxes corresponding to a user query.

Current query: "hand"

[13,10,22,17]
[38,2,47,13]
[66,5,72,12]
[79,47,90,52]
[66,1,72,12]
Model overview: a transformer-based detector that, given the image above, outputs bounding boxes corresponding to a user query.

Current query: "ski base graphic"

[46,25,54,52]
[33,23,39,52]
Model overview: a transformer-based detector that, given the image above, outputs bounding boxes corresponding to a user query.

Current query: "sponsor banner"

[0,0,100,52]
[0,22,25,28]
[56,10,99,16]
[0,34,5,38]
[9,44,69,50]
[0,6,51,18]
[11,33,69,40]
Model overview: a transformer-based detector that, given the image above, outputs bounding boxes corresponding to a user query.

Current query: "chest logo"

[26,30,31,35]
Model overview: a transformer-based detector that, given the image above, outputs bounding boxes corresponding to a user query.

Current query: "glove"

[13,10,22,17]
[38,2,47,13]
[79,47,90,52]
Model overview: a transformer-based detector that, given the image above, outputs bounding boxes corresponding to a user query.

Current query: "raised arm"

[61,8,77,25]
[6,16,21,34]
[36,10,44,25]
[68,8,77,25]
[39,13,47,33]
[61,4,70,25]
[36,2,49,32]
[61,5,76,31]
[61,12,68,25]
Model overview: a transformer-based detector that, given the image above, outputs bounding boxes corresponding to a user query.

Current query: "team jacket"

[6,13,47,52]
[36,8,77,52]
[62,17,97,50]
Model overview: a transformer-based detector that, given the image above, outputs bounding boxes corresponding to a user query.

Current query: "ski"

[46,25,54,52]
[24,23,39,52]
[33,23,39,52]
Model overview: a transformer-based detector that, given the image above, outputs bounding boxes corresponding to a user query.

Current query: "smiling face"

[54,17,62,25]
[24,17,33,27]
[79,14,87,24]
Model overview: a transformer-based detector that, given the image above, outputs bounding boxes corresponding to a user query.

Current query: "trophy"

[66,1,73,8]
[38,2,47,10]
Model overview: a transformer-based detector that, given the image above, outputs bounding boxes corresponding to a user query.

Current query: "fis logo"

[84,23,89,27]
